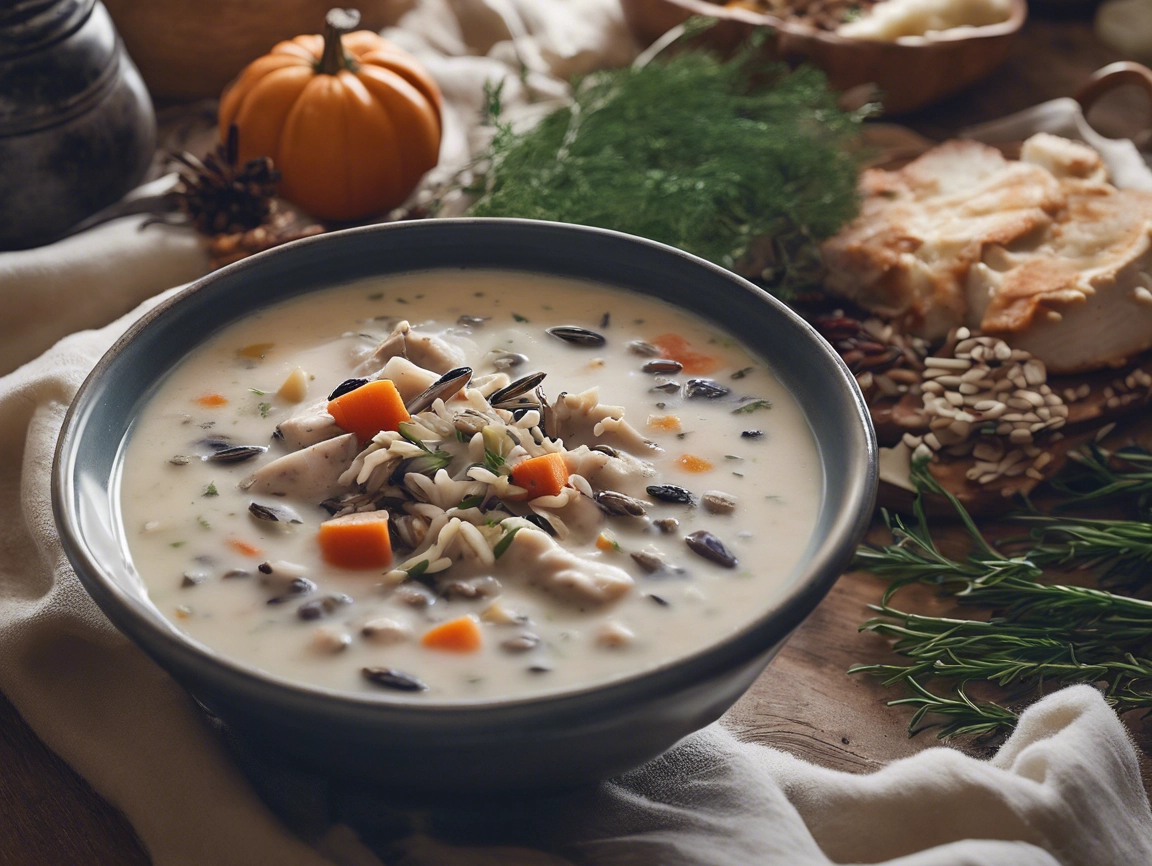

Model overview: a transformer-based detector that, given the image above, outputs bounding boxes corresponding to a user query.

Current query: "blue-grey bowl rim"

[52,217,877,723]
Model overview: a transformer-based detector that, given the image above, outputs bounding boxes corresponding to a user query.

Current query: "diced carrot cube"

[327,379,410,442]
[676,454,714,473]
[421,615,482,653]
[509,452,569,499]
[652,333,720,374]
[318,512,393,569]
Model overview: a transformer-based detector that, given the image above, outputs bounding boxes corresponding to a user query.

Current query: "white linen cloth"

[2,1,1152,864]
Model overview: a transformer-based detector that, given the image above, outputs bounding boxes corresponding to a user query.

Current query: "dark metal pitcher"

[0,0,155,250]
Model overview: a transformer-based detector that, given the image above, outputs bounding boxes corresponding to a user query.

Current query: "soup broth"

[120,271,821,702]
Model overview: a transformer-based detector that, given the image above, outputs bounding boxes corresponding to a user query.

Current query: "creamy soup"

[120,271,821,702]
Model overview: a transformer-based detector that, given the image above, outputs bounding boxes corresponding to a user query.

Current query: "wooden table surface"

[4,10,1149,865]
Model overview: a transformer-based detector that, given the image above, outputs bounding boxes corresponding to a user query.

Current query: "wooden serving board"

[3,15,1150,865]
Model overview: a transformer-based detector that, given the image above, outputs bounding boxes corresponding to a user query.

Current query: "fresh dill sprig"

[852,451,1152,740]
[466,44,866,298]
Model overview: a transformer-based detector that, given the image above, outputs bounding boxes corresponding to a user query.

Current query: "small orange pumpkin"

[219,8,442,221]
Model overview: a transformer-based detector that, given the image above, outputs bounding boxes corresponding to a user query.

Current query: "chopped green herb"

[512,313,529,323]
[733,399,772,414]
[406,560,430,578]
[457,493,485,510]
[170,541,186,548]
[493,526,523,559]
[203,482,218,497]
[258,402,272,418]
[249,388,266,396]
[484,448,506,474]
[465,47,864,298]
[197,516,210,530]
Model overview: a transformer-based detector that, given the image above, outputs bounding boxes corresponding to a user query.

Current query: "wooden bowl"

[620,0,1027,114]
[104,0,413,100]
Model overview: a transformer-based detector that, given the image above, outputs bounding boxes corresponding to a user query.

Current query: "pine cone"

[170,125,280,236]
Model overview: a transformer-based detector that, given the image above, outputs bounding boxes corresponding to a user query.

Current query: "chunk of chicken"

[275,400,341,450]
[377,356,439,403]
[242,433,359,502]
[358,321,467,375]
[501,527,633,605]
[562,446,655,499]
[552,388,658,455]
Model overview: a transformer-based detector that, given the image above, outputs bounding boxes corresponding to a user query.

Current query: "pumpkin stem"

[318,8,361,75]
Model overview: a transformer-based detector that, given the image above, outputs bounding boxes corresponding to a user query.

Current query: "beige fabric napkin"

[3,2,1152,864]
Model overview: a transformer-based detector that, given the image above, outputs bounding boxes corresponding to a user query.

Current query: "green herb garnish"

[249,388,266,396]
[457,493,485,510]
[512,313,529,323]
[466,43,865,298]
[733,399,772,414]
[203,482,218,497]
[258,402,272,418]
[493,525,522,560]
[170,541,186,549]
[397,423,452,476]
[406,560,430,578]
[197,516,210,530]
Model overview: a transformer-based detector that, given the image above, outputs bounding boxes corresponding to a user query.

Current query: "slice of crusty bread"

[824,133,1152,374]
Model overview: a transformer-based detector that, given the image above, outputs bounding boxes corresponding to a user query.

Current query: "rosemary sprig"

[852,451,1152,739]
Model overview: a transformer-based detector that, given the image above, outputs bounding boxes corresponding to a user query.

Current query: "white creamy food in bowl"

[121,271,821,701]
[55,219,875,790]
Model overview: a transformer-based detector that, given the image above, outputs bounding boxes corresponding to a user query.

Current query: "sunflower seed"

[206,445,267,463]
[630,551,666,573]
[646,484,696,505]
[181,571,206,588]
[248,501,303,524]
[642,359,683,374]
[328,378,369,401]
[501,633,540,653]
[594,490,648,517]
[361,667,428,691]
[685,379,730,399]
[489,371,547,405]
[741,430,764,439]
[297,593,353,620]
[701,491,737,514]
[547,326,606,347]
[492,352,529,370]
[266,577,316,604]
[406,366,472,414]
[685,530,738,568]
[627,340,661,357]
